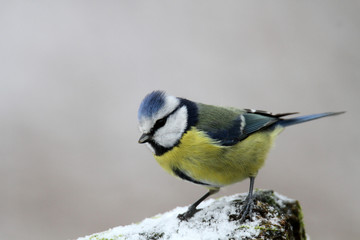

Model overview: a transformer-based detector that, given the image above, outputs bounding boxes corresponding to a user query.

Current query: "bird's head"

[138,91,191,154]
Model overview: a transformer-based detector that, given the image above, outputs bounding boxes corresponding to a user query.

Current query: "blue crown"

[138,91,166,120]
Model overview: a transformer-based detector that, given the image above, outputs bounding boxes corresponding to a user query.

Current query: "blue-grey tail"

[278,111,345,128]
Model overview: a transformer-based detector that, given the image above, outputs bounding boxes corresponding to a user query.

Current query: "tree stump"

[77,190,307,240]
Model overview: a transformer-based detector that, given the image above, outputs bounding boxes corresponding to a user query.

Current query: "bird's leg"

[178,188,219,221]
[239,176,256,223]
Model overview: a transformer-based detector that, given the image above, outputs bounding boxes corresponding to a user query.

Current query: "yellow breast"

[154,126,283,187]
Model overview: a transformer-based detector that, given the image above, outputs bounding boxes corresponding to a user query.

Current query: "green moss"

[229,190,306,239]
[255,189,277,206]
[89,234,98,239]
[254,225,279,231]
[87,233,124,240]
[284,200,307,240]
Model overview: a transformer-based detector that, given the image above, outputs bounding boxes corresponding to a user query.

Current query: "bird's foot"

[239,193,255,223]
[177,206,200,221]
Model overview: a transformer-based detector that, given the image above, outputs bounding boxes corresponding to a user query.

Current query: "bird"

[137,90,344,222]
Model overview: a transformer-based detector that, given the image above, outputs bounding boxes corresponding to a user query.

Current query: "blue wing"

[202,109,297,146]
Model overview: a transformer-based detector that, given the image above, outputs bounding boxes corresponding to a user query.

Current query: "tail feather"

[278,111,345,128]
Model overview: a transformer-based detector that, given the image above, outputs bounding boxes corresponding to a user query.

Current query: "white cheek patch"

[153,106,188,148]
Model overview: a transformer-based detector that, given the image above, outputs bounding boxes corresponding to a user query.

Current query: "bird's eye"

[154,117,167,130]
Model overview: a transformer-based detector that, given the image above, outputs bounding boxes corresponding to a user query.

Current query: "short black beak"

[138,133,151,144]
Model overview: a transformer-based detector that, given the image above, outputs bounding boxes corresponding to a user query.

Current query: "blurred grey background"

[0,1,359,239]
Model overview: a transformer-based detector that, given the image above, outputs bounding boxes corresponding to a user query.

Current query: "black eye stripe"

[151,105,181,133]
[153,117,167,130]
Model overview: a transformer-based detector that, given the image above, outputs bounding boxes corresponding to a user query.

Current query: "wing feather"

[196,106,288,146]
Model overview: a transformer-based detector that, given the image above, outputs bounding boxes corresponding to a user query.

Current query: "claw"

[177,206,200,221]
[239,176,256,223]
[177,188,219,221]
[239,194,255,223]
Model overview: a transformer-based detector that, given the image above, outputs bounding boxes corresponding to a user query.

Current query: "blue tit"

[137,90,344,222]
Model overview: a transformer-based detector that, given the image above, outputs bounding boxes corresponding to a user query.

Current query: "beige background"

[1,1,359,239]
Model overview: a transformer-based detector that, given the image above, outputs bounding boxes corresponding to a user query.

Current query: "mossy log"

[78,190,307,240]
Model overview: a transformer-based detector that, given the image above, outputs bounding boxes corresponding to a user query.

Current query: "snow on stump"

[77,190,306,240]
